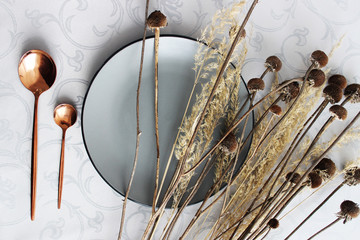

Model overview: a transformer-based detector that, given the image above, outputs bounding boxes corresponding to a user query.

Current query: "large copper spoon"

[18,50,56,220]
[53,104,76,209]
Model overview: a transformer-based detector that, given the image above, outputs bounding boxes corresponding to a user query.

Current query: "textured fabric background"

[0,0,359,239]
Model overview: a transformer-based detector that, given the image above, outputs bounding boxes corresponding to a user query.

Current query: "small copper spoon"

[18,50,56,220]
[53,104,77,209]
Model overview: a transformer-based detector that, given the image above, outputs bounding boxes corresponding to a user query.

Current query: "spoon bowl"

[54,104,77,209]
[18,50,56,220]
[19,50,56,95]
[54,104,77,130]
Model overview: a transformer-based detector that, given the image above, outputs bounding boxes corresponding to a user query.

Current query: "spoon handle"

[58,128,66,209]
[31,94,39,221]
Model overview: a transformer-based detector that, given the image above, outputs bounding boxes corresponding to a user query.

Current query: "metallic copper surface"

[53,104,77,209]
[18,50,56,220]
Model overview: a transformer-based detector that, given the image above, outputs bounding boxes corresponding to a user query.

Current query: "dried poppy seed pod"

[344,167,360,186]
[306,171,322,188]
[281,81,300,102]
[286,172,301,184]
[344,83,360,103]
[265,56,282,72]
[339,200,360,223]
[247,78,265,92]
[310,50,328,68]
[314,158,336,179]
[323,84,343,103]
[229,26,246,39]
[329,105,347,120]
[328,74,347,89]
[269,105,282,116]
[147,10,167,29]
[308,69,325,87]
[220,132,238,154]
[267,218,280,229]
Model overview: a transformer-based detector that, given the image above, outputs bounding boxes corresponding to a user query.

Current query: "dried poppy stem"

[180,97,262,239]
[253,218,279,240]
[220,109,278,240]
[229,55,282,128]
[147,10,168,215]
[141,3,260,237]
[256,80,341,223]
[178,128,246,240]
[248,113,343,239]
[245,172,322,240]
[285,182,344,239]
[118,0,150,239]
[285,166,360,239]
[213,53,327,239]
[182,88,296,238]
[308,200,360,239]
[214,84,296,224]
[262,79,346,207]
[246,51,328,170]
[182,78,300,176]
[180,137,250,239]
[307,218,342,240]
[213,199,278,240]
[154,45,219,208]
[226,71,326,237]
[161,153,217,240]
[248,111,360,239]
[164,66,251,239]
[227,168,288,240]
[182,99,283,239]
[229,75,315,240]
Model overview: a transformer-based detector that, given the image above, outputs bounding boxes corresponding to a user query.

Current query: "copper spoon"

[18,50,56,220]
[53,104,77,209]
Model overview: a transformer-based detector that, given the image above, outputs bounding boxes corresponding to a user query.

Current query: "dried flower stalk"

[308,200,359,239]
[118,0,150,239]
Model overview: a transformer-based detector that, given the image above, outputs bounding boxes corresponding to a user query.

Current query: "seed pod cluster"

[247,78,265,92]
[267,218,280,229]
[344,167,360,186]
[269,104,282,116]
[286,172,301,185]
[344,83,360,103]
[147,10,167,29]
[338,200,360,223]
[265,56,282,72]
[220,132,238,155]
[329,105,347,120]
[314,158,336,180]
[281,81,300,102]
[308,69,326,87]
[310,50,328,68]
[328,74,347,89]
[323,84,343,103]
[306,171,322,188]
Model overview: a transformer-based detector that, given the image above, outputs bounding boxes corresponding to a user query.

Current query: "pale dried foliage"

[213,84,325,238]
[156,1,359,239]
[172,1,247,208]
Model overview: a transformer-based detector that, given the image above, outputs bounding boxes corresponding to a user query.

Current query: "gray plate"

[82,36,253,207]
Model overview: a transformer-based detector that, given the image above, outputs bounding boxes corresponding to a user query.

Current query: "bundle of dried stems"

[117,0,360,239]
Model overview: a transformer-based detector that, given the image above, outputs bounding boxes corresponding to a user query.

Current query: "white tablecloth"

[1,0,359,239]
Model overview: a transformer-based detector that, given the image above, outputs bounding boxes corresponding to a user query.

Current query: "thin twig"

[285,181,345,239]
[162,153,216,239]
[118,0,150,239]
[141,2,260,238]
[153,23,161,216]
[248,111,360,239]
[183,78,300,176]
[307,218,341,240]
